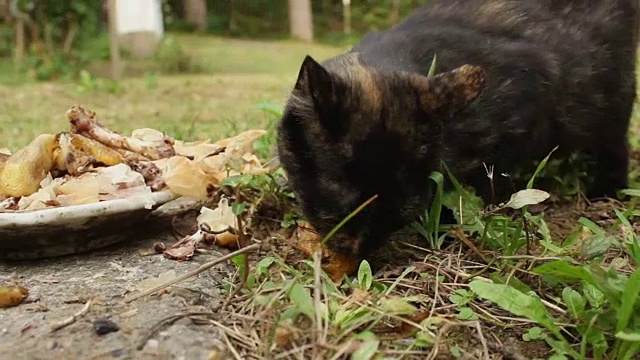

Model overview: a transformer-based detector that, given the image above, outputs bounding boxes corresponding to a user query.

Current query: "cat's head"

[276,54,486,257]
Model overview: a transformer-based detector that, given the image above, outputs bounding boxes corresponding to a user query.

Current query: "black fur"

[277,0,639,258]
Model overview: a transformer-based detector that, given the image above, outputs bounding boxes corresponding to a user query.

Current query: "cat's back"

[354,0,637,71]
[393,0,637,41]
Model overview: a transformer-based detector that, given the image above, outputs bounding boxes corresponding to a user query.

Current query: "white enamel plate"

[0,190,180,261]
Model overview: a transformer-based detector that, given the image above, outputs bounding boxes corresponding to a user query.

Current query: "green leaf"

[615,331,640,342]
[584,325,608,359]
[501,189,550,209]
[527,146,558,189]
[253,102,284,118]
[441,162,485,227]
[353,331,377,341]
[578,217,606,236]
[532,261,592,284]
[562,287,585,319]
[620,188,640,198]
[448,289,474,306]
[280,307,301,321]
[231,202,247,216]
[415,330,437,347]
[450,346,462,358]
[469,281,562,338]
[352,340,379,360]
[427,54,437,77]
[523,327,547,341]
[583,283,606,308]
[616,268,640,333]
[548,354,569,360]
[580,233,616,260]
[427,171,445,233]
[384,266,416,295]
[287,282,315,320]
[333,307,373,329]
[255,257,276,279]
[490,273,536,294]
[378,297,418,315]
[357,260,373,291]
[455,307,478,320]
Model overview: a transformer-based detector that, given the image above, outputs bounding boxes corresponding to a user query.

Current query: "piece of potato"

[0,283,29,308]
[0,153,8,199]
[53,133,125,175]
[0,134,57,197]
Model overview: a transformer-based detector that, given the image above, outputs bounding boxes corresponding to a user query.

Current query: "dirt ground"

[0,193,636,360]
[0,214,238,360]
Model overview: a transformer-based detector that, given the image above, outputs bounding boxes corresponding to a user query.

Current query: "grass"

[0,34,343,151]
[2,33,640,359]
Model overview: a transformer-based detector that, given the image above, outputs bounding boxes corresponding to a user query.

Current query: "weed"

[154,36,202,74]
[75,70,122,94]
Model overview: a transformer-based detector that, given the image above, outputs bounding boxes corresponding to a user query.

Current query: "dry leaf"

[199,130,267,178]
[173,140,224,162]
[197,198,238,233]
[131,128,168,143]
[502,189,550,209]
[163,230,206,260]
[342,287,372,308]
[17,173,61,211]
[56,163,152,207]
[292,224,360,282]
[274,326,294,347]
[160,156,212,199]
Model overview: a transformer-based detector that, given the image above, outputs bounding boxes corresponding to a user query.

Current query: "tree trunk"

[288,0,313,42]
[107,0,122,80]
[183,0,207,32]
[14,18,24,67]
[228,0,238,32]
[389,0,401,25]
[342,0,351,35]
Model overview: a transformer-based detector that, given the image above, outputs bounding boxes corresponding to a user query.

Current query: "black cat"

[276,0,639,258]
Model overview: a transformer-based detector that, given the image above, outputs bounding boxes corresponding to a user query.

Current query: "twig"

[49,298,93,332]
[221,327,243,360]
[124,243,261,303]
[220,215,251,310]
[312,248,324,357]
[450,227,488,263]
[472,321,490,360]
[136,311,215,350]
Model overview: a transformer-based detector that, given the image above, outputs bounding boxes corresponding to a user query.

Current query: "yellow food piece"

[0,153,8,198]
[0,153,8,170]
[215,231,239,247]
[69,133,124,166]
[0,134,57,197]
[0,284,29,308]
[53,133,125,175]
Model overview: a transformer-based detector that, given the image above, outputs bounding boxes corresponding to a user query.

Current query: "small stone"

[145,339,159,352]
[111,348,127,357]
[153,242,166,253]
[93,319,119,335]
[45,340,57,350]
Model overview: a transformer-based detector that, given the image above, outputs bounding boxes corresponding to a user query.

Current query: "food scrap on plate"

[0,104,268,213]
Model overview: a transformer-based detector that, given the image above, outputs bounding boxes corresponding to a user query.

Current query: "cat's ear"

[409,65,486,118]
[293,55,336,105]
